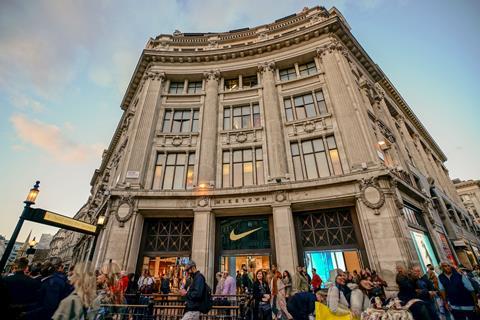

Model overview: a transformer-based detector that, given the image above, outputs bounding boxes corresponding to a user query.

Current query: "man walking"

[4,257,41,318]
[180,260,208,320]
[294,266,309,293]
[438,261,479,320]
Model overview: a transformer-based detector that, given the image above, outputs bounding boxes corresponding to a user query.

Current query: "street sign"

[23,208,97,235]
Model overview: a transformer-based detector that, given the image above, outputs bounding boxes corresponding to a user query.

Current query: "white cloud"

[10,114,103,163]
[10,93,45,113]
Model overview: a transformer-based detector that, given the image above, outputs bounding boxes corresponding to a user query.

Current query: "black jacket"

[396,273,416,304]
[416,275,435,302]
[252,280,271,312]
[185,271,205,312]
[286,291,316,320]
[3,271,41,317]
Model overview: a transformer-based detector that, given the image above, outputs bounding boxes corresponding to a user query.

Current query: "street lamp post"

[88,214,107,262]
[0,181,40,272]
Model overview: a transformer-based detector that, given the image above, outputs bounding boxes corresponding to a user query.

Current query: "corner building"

[86,6,480,287]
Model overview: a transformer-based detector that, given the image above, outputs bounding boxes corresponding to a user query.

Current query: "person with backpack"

[52,262,99,320]
[180,260,212,320]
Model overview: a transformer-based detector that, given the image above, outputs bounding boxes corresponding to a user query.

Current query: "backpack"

[199,282,213,314]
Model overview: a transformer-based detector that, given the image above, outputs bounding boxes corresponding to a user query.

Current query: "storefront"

[295,207,366,287]
[403,204,439,272]
[137,218,193,291]
[215,216,274,277]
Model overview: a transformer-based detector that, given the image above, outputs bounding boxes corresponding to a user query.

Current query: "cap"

[185,260,196,271]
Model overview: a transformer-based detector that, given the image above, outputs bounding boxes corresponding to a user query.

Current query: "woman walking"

[271,271,292,319]
[52,263,99,320]
[253,270,272,320]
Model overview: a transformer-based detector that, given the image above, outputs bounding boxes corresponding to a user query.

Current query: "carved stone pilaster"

[203,69,220,82]
[257,61,276,73]
[144,70,166,81]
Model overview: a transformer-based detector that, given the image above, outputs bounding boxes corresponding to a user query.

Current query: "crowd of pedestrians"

[3,255,480,319]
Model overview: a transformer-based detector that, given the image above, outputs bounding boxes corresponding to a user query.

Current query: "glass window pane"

[181,119,191,132]
[223,151,230,163]
[330,149,343,175]
[255,148,263,160]
[315,152,330,177]
[162,111,172,132]
[222,164,230,187]
[173,166,185,189]
[304,94,313,104]
[293,156,303,180]
[176,153,186,165]
[304,154,318,179]
[294,96,303,106]
[256,160,264,185]
[224,108,231,117]
[253,104,260,114]
[327,136,337,149]
[316,91,324,101]
[284,98,291,109]
[233,107,241,116]
[242,106,250,115]
[305,103,316,117]
[291,143,299,156]
[163,166,174,189]
[186,166,194,189]
[223,117,231,130]
[296,106,306,119]
[312,139,325,152]
[302,140,313,154]
[156,153,165,165]
[253,113,261,127]
[192,119,199,132]
[173,111,182,119]
[166,154,176,165]
[152,165,163,189]
[285,108,294,121]
[233,163,243,187]
[242,115,250,128]
[233,116,241,130]
[188,153,195,164]
[243,163,253,185]
[317,100,327,114]
[193,110,199,119]
[243,149,252,161]
[233,150,242,162]
[172,120,181,133]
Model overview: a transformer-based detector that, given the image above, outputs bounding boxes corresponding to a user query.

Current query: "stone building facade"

[79,6,479,286]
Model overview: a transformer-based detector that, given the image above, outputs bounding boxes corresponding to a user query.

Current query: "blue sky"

[0,0,479,242]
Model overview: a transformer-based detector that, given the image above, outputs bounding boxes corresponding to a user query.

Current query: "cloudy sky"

[0,0,479,243]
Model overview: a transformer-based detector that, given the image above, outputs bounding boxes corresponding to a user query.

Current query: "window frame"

[187,81,203,94]
[222,147,264,188]
[283,90,328,122]
[223,102,261,130]
[152,151,196,190]
[290,135,343,181]
[242,75,258,88]
[161,107,200,133]
[279,67,297,81]
[298,61,317,76]
[169,81,185,94]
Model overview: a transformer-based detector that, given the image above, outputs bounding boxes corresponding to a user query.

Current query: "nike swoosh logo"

[229,227,262,241]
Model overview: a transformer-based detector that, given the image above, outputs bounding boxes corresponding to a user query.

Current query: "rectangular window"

[283,90,328,122]
[225,78,239,91]
[290,136,343,181]
[188,81,202,93]
[279,67,297,81]
[152,152,195,190]
[162,108,199,133]
[222,147,264,187]
[169,81,184,94]
[223,103,261,130]
[298,61,317,76]
[242,75,258,88]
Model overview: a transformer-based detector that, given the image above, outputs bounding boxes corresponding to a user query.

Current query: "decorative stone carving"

[257,61,275,73]
[236,132,247,143]
[203,69,220,82]
[303,121,315,133]
[197,197,209,207]
[275,191,287,203]
[172,136,183,146]
[360,177,385,214]
[258,32,268,41]
[115,195,135,227]
[144,70,166,81]
[208,39,218,49]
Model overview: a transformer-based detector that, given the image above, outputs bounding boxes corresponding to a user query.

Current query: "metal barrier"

[98,294,250,320]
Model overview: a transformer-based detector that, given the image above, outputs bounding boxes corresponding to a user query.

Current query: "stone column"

[125,70,165,187]
[395,116,428,174]
[316,41,376,170]
[191,208,216,286]
[197,70,220,187]
[272,204,298,275]
[258,61,288,181]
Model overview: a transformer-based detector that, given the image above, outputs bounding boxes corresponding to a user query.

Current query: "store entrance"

[219,254,271,276]
[305,249,363,288]
[141,255,190,292]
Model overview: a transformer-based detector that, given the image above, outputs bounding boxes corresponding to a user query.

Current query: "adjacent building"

[70,6,479,287]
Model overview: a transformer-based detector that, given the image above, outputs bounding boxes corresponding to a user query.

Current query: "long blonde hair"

[69,263,97,308]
